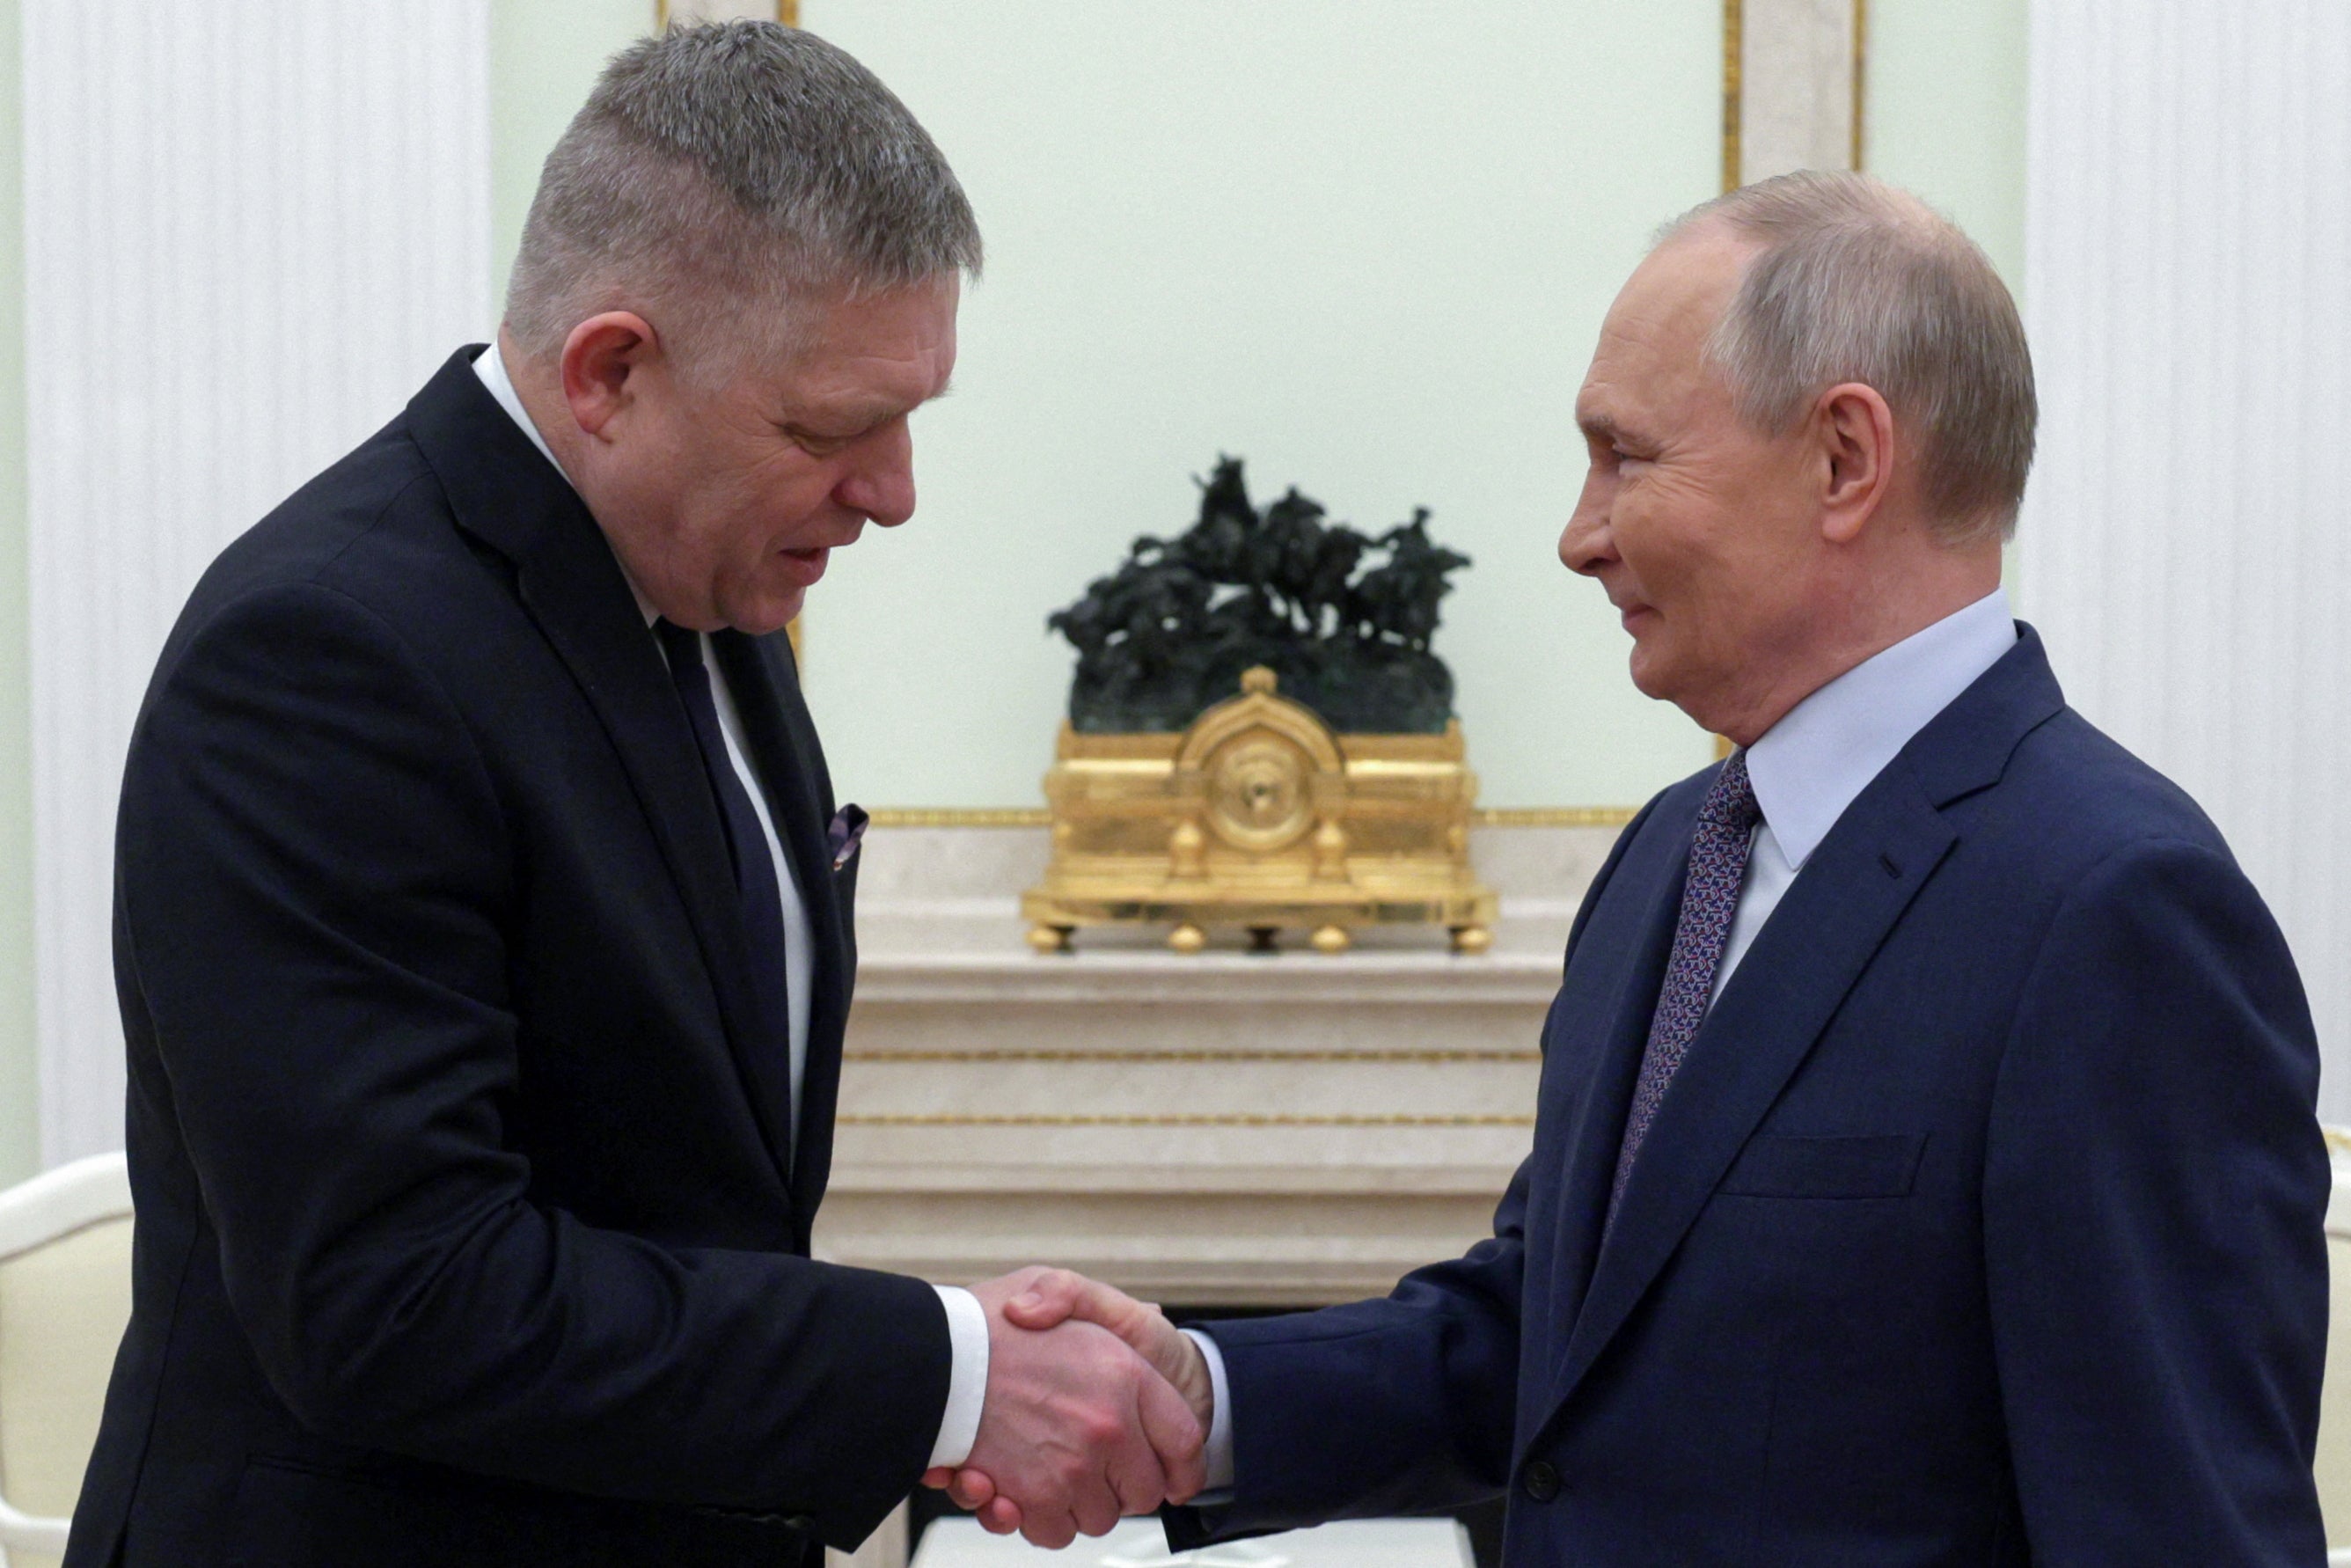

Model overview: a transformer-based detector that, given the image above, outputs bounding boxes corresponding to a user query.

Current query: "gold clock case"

[1022,668,1498,956]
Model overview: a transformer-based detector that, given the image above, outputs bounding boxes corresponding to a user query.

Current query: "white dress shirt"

[1187,588,2018,1496]
[472,343,989,1469]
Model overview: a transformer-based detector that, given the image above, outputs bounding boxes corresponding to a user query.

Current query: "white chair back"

[2318,1129,2351,1564]
[0,1154,134,1568]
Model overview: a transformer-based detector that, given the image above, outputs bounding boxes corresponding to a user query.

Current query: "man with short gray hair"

[70,23,1199,1568]
[989,171,2331,1563]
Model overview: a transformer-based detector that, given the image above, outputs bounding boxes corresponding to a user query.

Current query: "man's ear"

[559,311,660,442]
[1813,381,1897,545]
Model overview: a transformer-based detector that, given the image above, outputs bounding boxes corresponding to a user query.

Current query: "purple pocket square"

[828,803,868,871]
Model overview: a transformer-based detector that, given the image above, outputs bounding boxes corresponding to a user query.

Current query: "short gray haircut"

[1660,171,2036,544]
[505,21,981,375]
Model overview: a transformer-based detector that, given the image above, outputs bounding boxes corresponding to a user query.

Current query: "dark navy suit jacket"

[67,351,947,1568]
[1172,629,2329,1565]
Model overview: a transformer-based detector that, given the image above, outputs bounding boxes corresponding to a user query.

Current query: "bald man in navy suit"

[951,172,2331,1565]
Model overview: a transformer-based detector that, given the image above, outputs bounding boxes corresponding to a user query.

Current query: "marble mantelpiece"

[815,824,1619,1307]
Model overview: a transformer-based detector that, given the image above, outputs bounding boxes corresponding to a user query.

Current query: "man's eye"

[787,428,851,457]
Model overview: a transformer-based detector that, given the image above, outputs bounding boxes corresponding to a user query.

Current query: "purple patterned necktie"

[1608,749,1761,1220]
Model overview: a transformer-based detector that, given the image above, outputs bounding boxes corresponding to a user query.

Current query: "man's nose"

[1559,473,1615,576]
[837,422,917,528]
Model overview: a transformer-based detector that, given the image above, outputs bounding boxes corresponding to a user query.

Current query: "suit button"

[1522,1460,1561,1502]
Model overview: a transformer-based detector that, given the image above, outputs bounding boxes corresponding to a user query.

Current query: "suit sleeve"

[1984,837,2330,1564]
[114,582,946,1546]
[1165,1165,1531,1547]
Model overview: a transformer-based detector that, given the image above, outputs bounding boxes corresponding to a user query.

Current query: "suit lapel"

[406,350,801,1194]
[1542,764,1956,1423]
[1540,797,1696,1354]
[712,629,853,1221]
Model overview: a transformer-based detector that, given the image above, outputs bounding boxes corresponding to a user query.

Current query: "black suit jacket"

[66,350,948,1568]
[1170,629,2330,1565]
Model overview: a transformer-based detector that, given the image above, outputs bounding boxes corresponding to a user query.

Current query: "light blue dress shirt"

[1716,588,2018,1000]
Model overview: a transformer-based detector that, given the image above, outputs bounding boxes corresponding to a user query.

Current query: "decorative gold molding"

[655,1,798,28]
[846,1048,1542,1065]
[864,806,1637,830]
[1852,0,1869,171]
[1475,806,1637,828]
[839,1112,1536,1128]
[866,808,1052,828]
[1722,0,1745,192]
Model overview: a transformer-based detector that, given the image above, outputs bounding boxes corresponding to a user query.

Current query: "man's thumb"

[999,1271,1085,1330]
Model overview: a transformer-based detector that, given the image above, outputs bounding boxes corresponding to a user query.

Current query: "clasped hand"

[920,1267,1215,1550]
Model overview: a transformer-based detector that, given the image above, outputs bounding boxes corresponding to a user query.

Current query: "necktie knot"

[1699,749,1761,833]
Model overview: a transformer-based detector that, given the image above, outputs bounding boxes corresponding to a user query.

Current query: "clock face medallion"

[1206,732,1314,852]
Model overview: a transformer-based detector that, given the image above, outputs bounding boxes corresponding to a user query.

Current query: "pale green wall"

[798,0,1725,810]
[477,4,2034,816]
[1863,0,2030,602]
[0,3,2034,1176]
[0,0,33,1183]
[1864,0,2029,289]
[488,0,653,318]
[786,1,2033,813]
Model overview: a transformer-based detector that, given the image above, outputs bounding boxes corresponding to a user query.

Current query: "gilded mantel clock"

[1023,459,1496,955]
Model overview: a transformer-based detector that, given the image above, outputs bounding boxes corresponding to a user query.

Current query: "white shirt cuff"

[1183,1328,1235,1493]
[928,1285,991,1469]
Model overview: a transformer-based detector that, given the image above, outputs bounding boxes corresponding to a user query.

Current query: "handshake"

[921,1267,1215,1550]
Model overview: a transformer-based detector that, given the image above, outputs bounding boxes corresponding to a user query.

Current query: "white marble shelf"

[815,821,1616,1308]
[853,949,1564,1007]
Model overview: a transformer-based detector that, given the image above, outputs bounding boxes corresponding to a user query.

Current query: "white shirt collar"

[471,341,660,628]
[1743,589,2018,870]
[472,338,563,474]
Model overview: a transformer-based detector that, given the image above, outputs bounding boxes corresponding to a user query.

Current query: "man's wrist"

[1182,1328,1235,1495]
[929,1285,991,1468]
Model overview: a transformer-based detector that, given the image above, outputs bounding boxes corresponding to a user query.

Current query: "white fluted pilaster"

[2022,0,2351,1114]
[24,4,493,1163]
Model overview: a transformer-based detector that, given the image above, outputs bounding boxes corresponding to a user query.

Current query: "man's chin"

[722,589,807,638]
[1625,645,1676,704]
[1626,650,1720,731]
